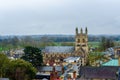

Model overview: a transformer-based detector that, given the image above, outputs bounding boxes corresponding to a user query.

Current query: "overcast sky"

[0,0,120,35]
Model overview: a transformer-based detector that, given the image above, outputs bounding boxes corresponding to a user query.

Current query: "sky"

[0,0,120,35]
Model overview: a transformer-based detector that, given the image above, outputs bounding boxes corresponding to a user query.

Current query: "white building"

[63,57,80,63]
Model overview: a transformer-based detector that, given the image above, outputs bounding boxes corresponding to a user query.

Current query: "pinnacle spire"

[76,27,78,34]
[85,27,88,34]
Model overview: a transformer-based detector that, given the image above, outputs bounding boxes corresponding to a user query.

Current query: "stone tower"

[75,27,88,53]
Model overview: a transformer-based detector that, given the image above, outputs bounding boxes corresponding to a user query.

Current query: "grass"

[88,42,100,48]
[52,42,100,48]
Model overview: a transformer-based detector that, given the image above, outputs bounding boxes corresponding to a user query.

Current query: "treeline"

[0,35,75,50]
[1,35,120,42]
[0,35,120,51]
[88,35,120,42]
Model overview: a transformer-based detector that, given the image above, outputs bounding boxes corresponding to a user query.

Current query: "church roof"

[43,46,74,53]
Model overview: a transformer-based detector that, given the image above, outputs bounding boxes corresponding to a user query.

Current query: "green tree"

[0,53,36,80]
[87,52,104,66]
[99,37,114,51]
[21,46,43,67]
[8,59,36,80]
[0,53,10,78]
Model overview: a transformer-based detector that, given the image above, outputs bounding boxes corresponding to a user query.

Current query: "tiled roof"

[43,46,74,53]
[80,66,119,79]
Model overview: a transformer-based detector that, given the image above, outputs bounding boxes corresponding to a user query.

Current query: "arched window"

[83,39,85,43]
[77,39,80,43]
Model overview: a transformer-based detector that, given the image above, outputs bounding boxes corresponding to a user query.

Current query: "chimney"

[50,72,54,80]
[73,71,77,79]
[61,65,64,74]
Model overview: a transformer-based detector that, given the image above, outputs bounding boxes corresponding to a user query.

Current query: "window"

[77,39,80,43]
[83,39,85,43]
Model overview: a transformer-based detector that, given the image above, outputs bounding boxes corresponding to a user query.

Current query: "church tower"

[75,27,88,53]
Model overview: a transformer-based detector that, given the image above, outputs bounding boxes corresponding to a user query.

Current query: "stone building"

[42,27,89,66]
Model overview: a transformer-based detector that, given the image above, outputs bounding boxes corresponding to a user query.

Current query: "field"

[52,42,100,48]
[88,42,100,48]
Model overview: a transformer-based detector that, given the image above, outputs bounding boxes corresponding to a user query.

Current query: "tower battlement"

[75,27,88,53]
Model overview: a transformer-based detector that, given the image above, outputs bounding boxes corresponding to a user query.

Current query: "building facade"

[42,27,89,66]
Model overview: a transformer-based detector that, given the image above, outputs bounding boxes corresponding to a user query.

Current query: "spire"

[81,28,83,34]
[76,27,78,34]
[85,27,88,34]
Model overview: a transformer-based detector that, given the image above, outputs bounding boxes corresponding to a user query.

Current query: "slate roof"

[43,46,74,53]
[38,66,62,72]
[79,66,119,79]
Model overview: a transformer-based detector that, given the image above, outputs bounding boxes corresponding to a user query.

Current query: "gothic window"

[77,39,80,43]
[83,39,85,43]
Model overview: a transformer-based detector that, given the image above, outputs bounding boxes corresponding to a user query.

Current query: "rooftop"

[102,59,118,66]
[43,46,74,53]
[64,57,80,62]
[38,66,62,72]
[80,66,119,79]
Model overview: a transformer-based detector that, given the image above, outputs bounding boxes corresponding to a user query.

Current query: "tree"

[0,53,36,80]
[99,37,114,51]
[8,59,36,80]
[87,52,104,66]
[21,46,43,67]
[0,53,10,78]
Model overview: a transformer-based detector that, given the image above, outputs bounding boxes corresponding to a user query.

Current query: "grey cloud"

[0,0,120,35]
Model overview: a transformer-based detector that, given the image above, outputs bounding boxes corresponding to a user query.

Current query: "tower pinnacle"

[85,27,88,34]
[76,27,78,34]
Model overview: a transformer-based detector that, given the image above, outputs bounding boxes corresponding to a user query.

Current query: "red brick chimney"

[73,71,76,79]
